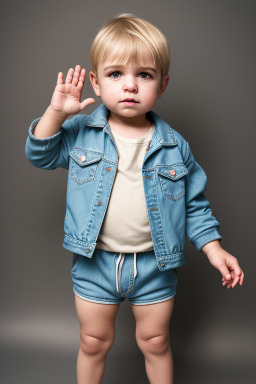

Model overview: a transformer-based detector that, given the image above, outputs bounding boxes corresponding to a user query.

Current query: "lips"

[122,99,138,103]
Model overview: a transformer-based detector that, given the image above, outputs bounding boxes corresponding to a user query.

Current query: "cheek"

[100,82,118,98]
[141,85,159,103]
[102,90,117,103]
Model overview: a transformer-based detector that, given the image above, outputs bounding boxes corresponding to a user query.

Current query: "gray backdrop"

[1,0,255,383]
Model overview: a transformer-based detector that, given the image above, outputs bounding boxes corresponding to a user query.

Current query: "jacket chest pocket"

[157,163,188,202]
[69,148,103,185]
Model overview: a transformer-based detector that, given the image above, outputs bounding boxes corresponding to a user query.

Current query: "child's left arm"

[182,142,244,289]
[202,240,244,289]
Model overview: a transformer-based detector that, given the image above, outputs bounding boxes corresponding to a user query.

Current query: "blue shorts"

[71,248,178,305]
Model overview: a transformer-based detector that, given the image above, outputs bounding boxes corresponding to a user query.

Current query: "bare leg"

[75,295,121,384]
[131,297,175,384]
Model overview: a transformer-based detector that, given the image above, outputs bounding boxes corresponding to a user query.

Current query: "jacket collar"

[82,103,177,146]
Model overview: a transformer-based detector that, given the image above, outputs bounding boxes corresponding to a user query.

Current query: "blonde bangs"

[90,14,170,80]
[93,32,155,70]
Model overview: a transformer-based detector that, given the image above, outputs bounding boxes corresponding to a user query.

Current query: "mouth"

[121,99,139,103]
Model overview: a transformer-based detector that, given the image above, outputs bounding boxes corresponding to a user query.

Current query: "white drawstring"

[134,252,137,278]
[116,252,137,294]
[116,253,125,294]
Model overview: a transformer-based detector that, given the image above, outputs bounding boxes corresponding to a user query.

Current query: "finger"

[231,266,242,288]
[80,98,95,111]
[231,269,242,287]
[72,65,81,86]
[223,272,235,287]
[57,72,63,85]
[239,271,244,286]
[231,276,240,288]
[219,265,232,280]
[232,264,242,277]
[65,68,74,84]
[230,269,236,284]
[77,68,86,91]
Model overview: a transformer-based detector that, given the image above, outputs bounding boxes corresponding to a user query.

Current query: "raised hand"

[50,65,95,117]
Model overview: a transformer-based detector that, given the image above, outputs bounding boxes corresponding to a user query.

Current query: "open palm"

[50,65,95,116]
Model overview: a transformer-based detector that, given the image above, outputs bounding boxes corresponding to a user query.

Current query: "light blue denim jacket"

[25,103,222,271]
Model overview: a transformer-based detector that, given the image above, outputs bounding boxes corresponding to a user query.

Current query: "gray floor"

[1,344,254,384]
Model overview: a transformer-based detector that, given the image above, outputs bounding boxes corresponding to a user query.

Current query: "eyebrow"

[103,65,158,73]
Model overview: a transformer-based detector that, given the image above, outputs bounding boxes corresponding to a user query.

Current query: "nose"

[123,75,138,92]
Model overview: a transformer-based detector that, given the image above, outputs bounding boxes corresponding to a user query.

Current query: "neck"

[107,112,152,139]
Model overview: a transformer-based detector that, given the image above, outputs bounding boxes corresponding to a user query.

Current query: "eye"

[139,72,152,79]
[109,71,122,78]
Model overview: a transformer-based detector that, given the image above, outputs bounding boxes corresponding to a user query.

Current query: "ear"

[89,71,101,97]
[158,75,170,99]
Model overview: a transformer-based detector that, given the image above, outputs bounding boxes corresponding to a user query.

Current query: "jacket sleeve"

[184,142,222,251]
[25,115,79,170]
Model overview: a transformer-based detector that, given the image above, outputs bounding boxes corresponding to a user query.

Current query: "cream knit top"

[96,124,155,253]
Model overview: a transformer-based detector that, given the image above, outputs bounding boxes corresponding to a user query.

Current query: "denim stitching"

[126,255,135,294]
[70,158,98,185]
[158,174,185,202]
[74,288,123,304]
[130,291,176,305]
[119,254,135,295]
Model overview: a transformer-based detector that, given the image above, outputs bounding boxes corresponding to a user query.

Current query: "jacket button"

[98,201,102,205]
[170,169,176,176]
[161,263,165,267]
[80,155,86,162]
[106,167,111,171]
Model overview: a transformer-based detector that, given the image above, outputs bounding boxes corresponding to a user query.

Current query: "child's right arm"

[25,65,95,169]
[32,105,68,139]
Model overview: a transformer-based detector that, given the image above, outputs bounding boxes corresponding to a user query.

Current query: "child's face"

[90,51,169,122]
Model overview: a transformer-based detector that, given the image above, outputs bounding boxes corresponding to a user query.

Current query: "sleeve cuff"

[191,227,222,252]
[28,117,63,147]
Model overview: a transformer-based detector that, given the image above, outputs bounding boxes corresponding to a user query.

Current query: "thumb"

[80,98,95,111]
[218,264,231,280]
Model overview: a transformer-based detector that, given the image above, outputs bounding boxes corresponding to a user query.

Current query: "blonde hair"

[90,14,170,82]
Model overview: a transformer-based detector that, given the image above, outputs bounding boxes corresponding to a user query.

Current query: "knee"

[136,332,170,356]
[80,332,115,356]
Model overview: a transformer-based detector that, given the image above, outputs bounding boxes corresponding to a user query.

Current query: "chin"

[113,109,140,117]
